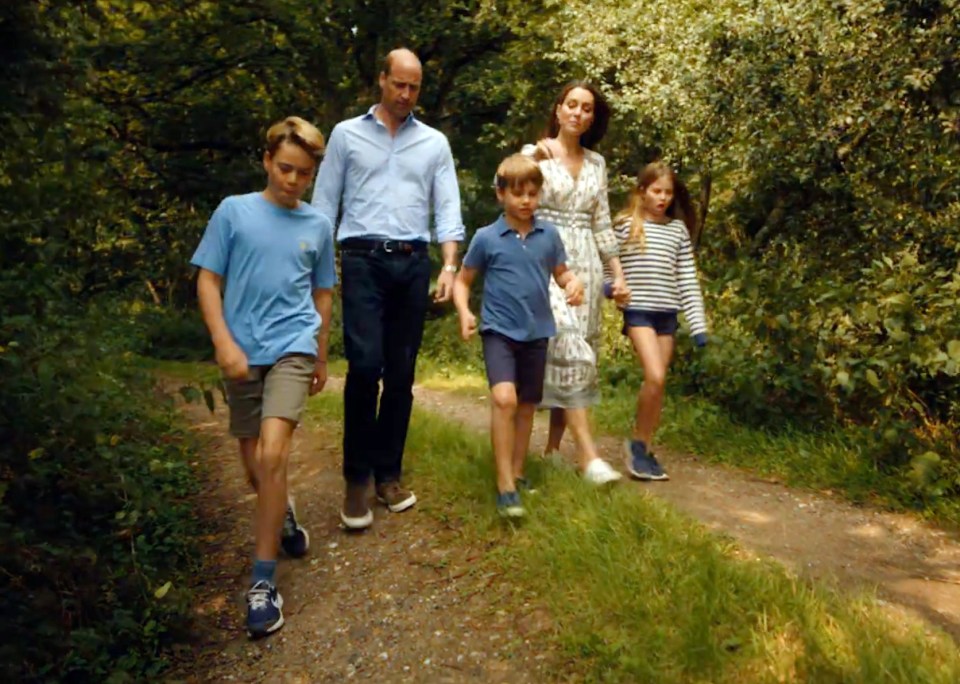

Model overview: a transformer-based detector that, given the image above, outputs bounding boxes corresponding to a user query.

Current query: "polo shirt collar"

[495,214,545,236]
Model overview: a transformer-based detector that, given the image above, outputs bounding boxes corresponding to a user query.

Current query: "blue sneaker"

[496,490,525,518]
[515,477,538,495]
[280,498,309,558]
[624,440,669,481]
[246,580,284,638]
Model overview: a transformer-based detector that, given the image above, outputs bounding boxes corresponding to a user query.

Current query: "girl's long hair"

[615,162,698,251]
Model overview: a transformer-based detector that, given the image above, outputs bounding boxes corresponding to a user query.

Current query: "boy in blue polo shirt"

[191,116,336,638]
[453,154,583,518]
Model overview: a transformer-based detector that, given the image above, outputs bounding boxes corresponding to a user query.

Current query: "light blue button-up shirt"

[311,106,465,244]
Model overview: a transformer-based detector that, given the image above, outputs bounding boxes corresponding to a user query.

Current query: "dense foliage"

[1,0,958,676]
[547,0,960,500]
[0,302,201,681]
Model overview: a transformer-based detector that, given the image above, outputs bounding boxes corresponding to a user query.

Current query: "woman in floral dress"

[525,81,629,484]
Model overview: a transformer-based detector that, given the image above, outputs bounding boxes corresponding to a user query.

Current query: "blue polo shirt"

[463,215,567,342]
[191,192,337,365]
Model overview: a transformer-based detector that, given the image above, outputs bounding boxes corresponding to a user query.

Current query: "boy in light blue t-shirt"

[191,116,336,639]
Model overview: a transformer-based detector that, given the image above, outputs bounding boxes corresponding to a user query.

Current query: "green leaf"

[865,369,880,388]
[154,581,172,599]
[947,340,960,362]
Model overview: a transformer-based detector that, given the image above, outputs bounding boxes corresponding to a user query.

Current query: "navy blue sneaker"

[624,440,669,481]
[515,477,538,495]
[280,499,309,558]
[246,580,284,638]
[496,490,525,518]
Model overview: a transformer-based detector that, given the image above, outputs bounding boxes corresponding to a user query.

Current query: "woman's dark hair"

[544,80,610,149]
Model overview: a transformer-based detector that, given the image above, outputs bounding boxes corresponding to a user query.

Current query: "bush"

[0,309,201,681]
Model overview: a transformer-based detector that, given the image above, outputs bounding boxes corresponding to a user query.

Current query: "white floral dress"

[523,145,619,408]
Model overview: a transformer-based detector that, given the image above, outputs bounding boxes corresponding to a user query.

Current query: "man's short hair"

[495,153,544,191]
[265,116,325,161]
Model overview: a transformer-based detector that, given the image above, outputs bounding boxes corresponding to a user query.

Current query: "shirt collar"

[496,214,544,236]
[363,104,417,130]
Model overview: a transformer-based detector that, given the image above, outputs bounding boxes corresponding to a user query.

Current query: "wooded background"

[1,0,958,678]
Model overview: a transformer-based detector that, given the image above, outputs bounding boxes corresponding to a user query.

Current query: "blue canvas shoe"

[280,498,310,558]
[496,490,525,518]
[246,580,284,638]
[624,440,669,481]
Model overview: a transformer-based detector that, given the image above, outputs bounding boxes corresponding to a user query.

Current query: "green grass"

[149,354,960,524]
[303,391,960,683]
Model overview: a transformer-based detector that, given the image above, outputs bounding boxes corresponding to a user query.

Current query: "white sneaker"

[582,458,623,485]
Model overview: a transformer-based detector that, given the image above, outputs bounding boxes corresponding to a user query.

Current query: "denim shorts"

[622,309,679,336]
[481,331,548,404]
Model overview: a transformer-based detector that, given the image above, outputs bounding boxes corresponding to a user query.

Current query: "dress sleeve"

[591,154,619,263]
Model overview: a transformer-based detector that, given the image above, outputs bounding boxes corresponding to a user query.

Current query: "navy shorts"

[481,331,548,404]
[622,309,679,336]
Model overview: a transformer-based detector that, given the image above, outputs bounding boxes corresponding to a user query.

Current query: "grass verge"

[411,355,960,526]
[304,391,960,683]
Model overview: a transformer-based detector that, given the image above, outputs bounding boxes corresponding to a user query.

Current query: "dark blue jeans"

[340,248,432,485]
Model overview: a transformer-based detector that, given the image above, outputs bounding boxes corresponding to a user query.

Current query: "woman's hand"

[532,138,555,161]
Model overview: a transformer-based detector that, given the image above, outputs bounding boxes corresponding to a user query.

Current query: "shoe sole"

[339,509,374,529]
[498,507,525,518]
[247,595,284,639]
[376,492,417,513]
[627,470,670,481]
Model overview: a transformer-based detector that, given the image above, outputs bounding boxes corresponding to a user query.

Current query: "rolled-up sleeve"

[311,124,345,229]
[432,138,465,243]
[591,156,620,263]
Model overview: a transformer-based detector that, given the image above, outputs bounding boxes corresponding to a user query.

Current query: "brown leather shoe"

[340,482,373,529]
[375,481,417,513]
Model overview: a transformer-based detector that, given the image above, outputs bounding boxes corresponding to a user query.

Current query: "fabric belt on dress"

[339,238,428,254]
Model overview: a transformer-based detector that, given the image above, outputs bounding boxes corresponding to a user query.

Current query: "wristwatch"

[442,264,458,273]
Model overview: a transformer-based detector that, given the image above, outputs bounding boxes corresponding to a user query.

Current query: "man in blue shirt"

[312,48,464,529]
[192,117,336,637]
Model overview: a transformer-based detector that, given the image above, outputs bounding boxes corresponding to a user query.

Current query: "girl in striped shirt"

[611,162,707,481]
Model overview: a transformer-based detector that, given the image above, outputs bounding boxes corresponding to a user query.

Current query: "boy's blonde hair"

[495,153,543,191]
[265,116,325,161]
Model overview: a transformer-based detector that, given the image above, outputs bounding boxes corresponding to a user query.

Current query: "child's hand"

[217,342,249,380]
[611,276,631,306]
[459,311,478,340]
[310,360,328,395]
[564,275,584,306]
[693,333,708,348]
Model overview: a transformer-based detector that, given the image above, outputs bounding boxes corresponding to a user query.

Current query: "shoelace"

[248,584,272,610]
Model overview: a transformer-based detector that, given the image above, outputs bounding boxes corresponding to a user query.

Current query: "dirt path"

[411,384,960,641]
[170,376,960,682]
[169,381,560,683]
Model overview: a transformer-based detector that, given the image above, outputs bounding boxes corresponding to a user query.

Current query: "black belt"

[340,238,428,254]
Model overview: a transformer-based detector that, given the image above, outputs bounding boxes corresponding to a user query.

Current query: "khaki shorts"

[223,354,315,438]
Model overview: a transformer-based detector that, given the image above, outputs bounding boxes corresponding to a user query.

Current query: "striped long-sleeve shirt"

[613,217,707,336]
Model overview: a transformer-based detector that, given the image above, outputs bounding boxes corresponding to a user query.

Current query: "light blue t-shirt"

[463,215,567,342]
[191,192,337,365]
